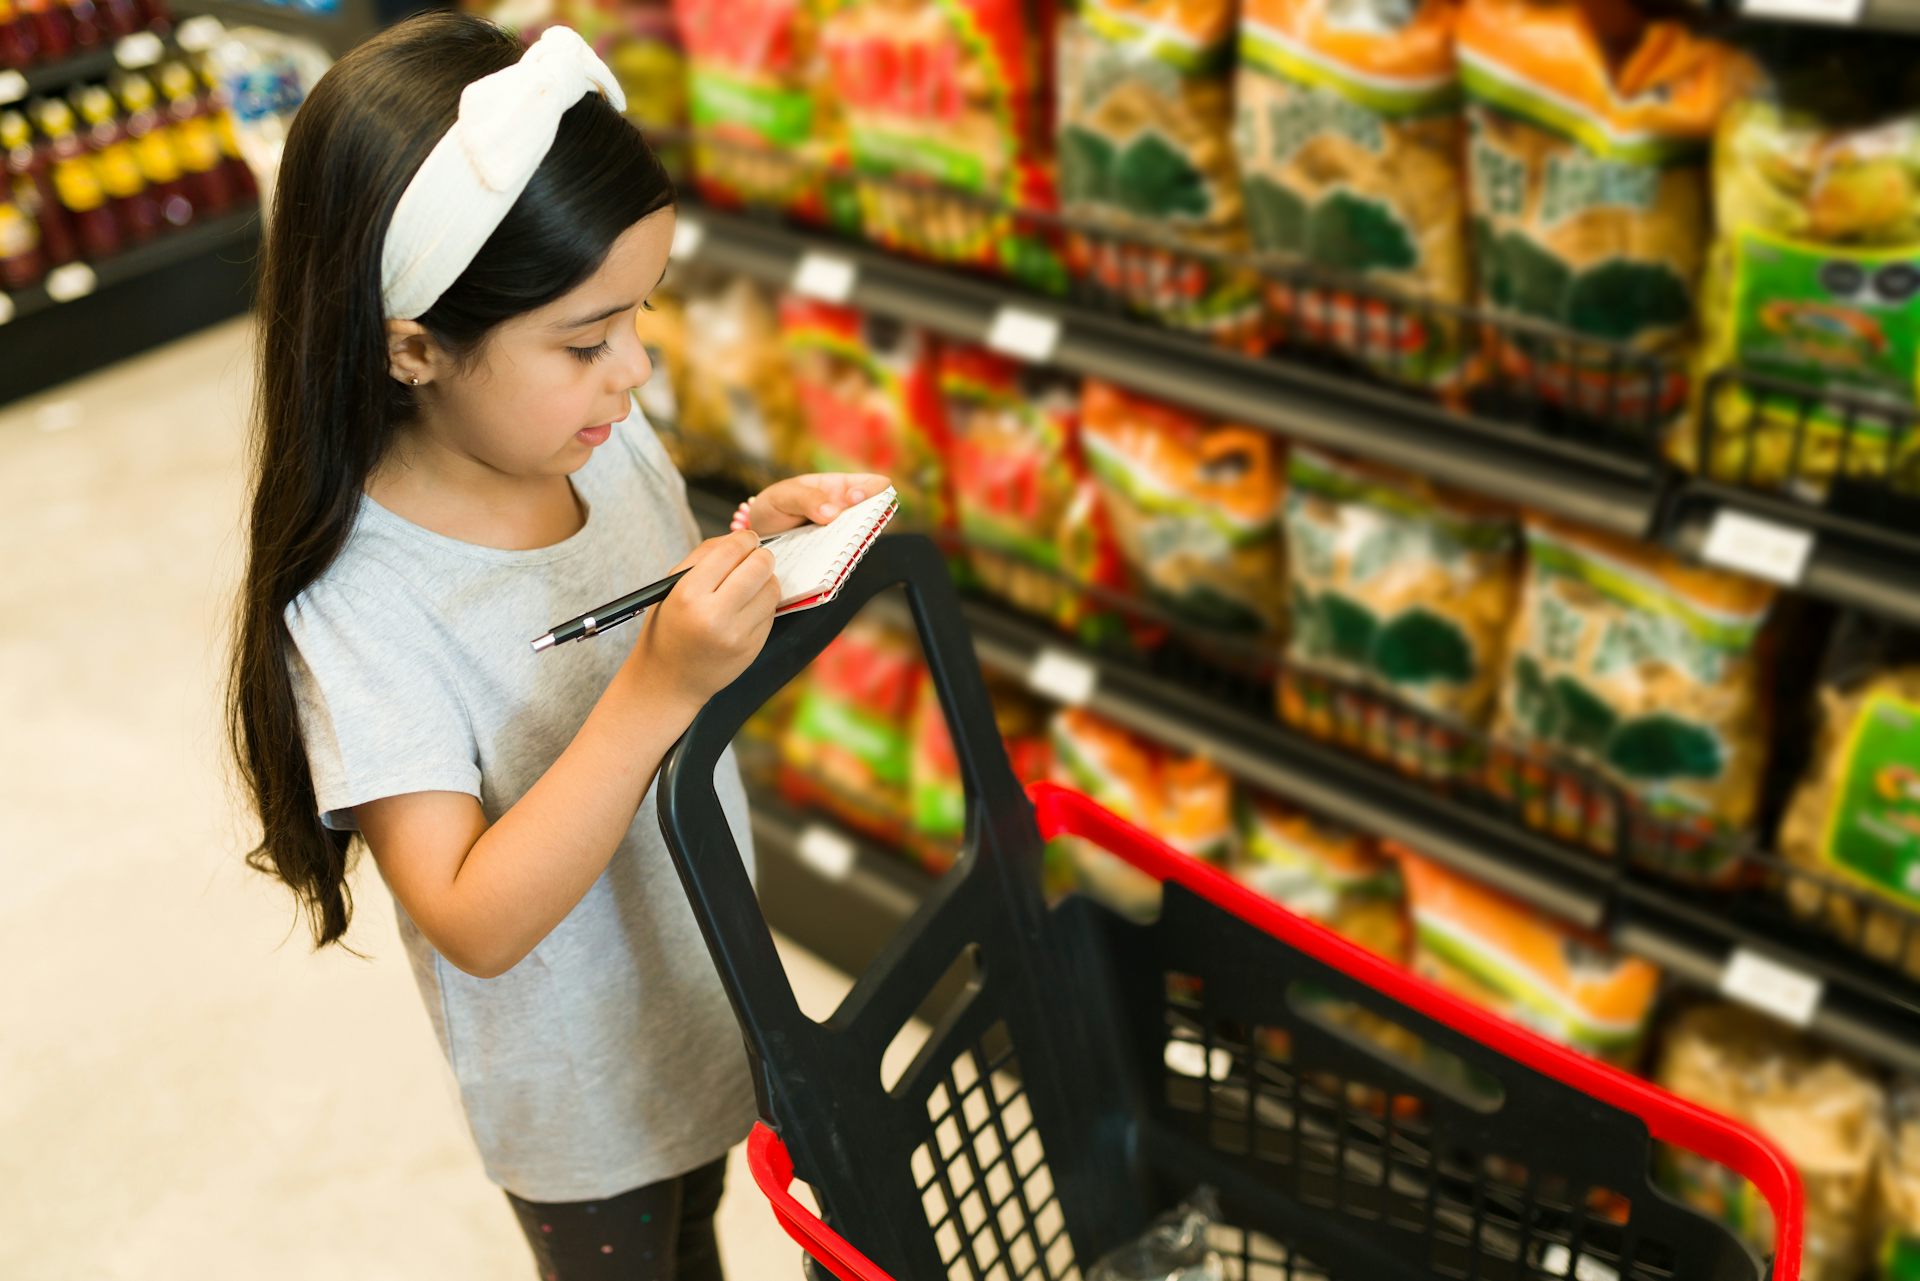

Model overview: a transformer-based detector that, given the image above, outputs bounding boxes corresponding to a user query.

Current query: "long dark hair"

[229,10,674,949]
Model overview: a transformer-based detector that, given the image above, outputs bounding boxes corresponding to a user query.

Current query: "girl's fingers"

[676,530,763,594]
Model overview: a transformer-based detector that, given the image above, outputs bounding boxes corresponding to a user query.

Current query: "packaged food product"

[783,298,953,530]
[906,675,1052,874]
[1883,1084,1920,1281]
[939,344,1131,643]
[1777,620,1920,975]
[1235,792,1406,962]
[818,0,1061,283]
[632,280,689,440]
[1235,0,1472,390]
[673,0,849,223]
[1395,847,1660,1064]
[1458,0,1748,424]
[1057,0,1261,344]
[1281,447,1518,743]
[1079,379,1286,636]
[674,274,808,484]
[1655,1003,1885,1281]
[779,615,925,842]
[1490,515,1775,879]
[1050,708,1236,914]
[1692,94,1920,497]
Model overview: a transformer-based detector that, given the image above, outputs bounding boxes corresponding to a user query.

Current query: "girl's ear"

[385,319,444,388]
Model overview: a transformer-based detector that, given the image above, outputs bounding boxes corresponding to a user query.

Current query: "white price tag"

[1028,647,1098,707]
[792,251,857,304]
[45,263,97,303]
[115,31,165,69]
[175,14,227,52]
[1740,0,1863,23]
[1700,508,1814,586]
[670,215,706,262]
[1720,947,1823,1027]
[796,823,857,882]
[985,306,1062,364]
[0,70,26,107]
[0,292,13,327]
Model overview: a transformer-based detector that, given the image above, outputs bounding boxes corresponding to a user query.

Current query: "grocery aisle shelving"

[670,201,1920,633]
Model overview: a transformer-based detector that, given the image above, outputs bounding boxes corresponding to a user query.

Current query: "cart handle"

[1027,781,1805,1281]
[749,1122,893,1281]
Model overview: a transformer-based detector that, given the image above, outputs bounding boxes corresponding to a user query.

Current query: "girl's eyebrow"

[552,302,633,331]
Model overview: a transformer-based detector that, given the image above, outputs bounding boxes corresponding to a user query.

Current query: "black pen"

[530,532,788,653]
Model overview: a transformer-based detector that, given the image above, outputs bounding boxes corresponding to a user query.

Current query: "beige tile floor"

[0,319,851,1279]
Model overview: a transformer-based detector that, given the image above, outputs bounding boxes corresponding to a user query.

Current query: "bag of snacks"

[780,616,925,842]
[1778,616,1920,976]
[1236,793,1407,961]
[1235,0,1472,389]
[1656,1003,1886,1281]
[1050,708,1237,914]
[1280,448,1518,774]
[907,676,1052,874]
[818,0,1061,284]
[1458,0,1748,424]
[1884,1084,1920,1281]
[671,273,808,484]
[673,0,850,223]
[1079,379,1286,636]
[782,299,953,530]
[1057,0,1261,344]
[1395,847,1660,1065]
[939,344,1131,644]
[1692,85,1920,497]
[1491,516,1774,880]
[632,279,689,440]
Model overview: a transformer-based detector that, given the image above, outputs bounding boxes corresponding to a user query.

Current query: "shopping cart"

[658,534,1803,1281]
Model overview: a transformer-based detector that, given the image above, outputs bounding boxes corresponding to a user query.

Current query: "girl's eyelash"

[641,300,657,313]
[568,341,611,364]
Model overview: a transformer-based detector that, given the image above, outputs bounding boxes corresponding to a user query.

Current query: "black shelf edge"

[4,206,259,327]
[1732,0,1920,32]
[675,205,1661,542]
[745,784,932,981]
[174,0,368,56]
[5,43,119,102]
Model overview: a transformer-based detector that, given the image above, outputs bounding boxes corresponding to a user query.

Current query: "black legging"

[506,1155,729,1281]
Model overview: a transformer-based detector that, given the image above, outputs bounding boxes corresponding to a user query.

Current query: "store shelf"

[1729,0,1920,32]
[671,204,1663,542]
[0,207,258,402]
[173,0,375,56]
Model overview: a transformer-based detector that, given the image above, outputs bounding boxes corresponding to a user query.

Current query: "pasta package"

[674,274,807,482]
[1655,1004,1885,1281]
[1692,97,1920,496]
[1079,379,1286,636]
[632,281,689,444]
[1778,657,1920,976]
[780,616,925,842]
[1281,447,1519,733]
[1234,0,1472,389]
[674,0,848,222]
[1395,847,1661,1064]
[1236,793,1407,962]
[1492,516,1775,878]
[818,0,1061,282]
[782,299,953,530]
[907,676,1051,874]
[1057,0,1262,344]
[939,345,1130,644]
[1458,0,1749,422]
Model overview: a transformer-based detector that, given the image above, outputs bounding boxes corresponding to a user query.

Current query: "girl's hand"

[747,472,891,534]
[624,530,780,711]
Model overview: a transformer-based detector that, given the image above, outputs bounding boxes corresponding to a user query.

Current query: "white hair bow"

[380,25,628,321]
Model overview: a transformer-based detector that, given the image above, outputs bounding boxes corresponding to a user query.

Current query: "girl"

[225,12,885,1278]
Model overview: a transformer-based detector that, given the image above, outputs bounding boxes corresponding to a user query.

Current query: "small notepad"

[770,487,899,613]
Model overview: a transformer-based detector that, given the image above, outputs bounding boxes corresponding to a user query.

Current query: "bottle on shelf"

[95,0,140,38]
[114,71,191,228]
[60,0,106,49]
[130,0,165,36]
[191,56,255,203]
[154,59,232,214]
[30,96,119,258]
[1,0,41,69]
[1,107,77,265]
[0,182,42,288]
[74,82,159,241]
[17,0,69,63]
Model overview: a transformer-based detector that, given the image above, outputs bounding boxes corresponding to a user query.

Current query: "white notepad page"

[768,486,899,611]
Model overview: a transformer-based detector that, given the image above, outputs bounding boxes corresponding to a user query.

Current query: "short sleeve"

[285,578,481,831]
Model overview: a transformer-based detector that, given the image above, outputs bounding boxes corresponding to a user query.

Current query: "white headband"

[380,25,626,321]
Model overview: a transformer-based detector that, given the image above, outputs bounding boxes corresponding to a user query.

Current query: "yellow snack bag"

[1235,0,1472,389]
[1236,793,1407,962]
[1458,0,1749,424]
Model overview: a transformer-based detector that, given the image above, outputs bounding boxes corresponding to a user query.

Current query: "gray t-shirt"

[284,402,758,1202]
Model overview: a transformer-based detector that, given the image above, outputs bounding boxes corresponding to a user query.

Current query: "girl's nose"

[613,339,652,394]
